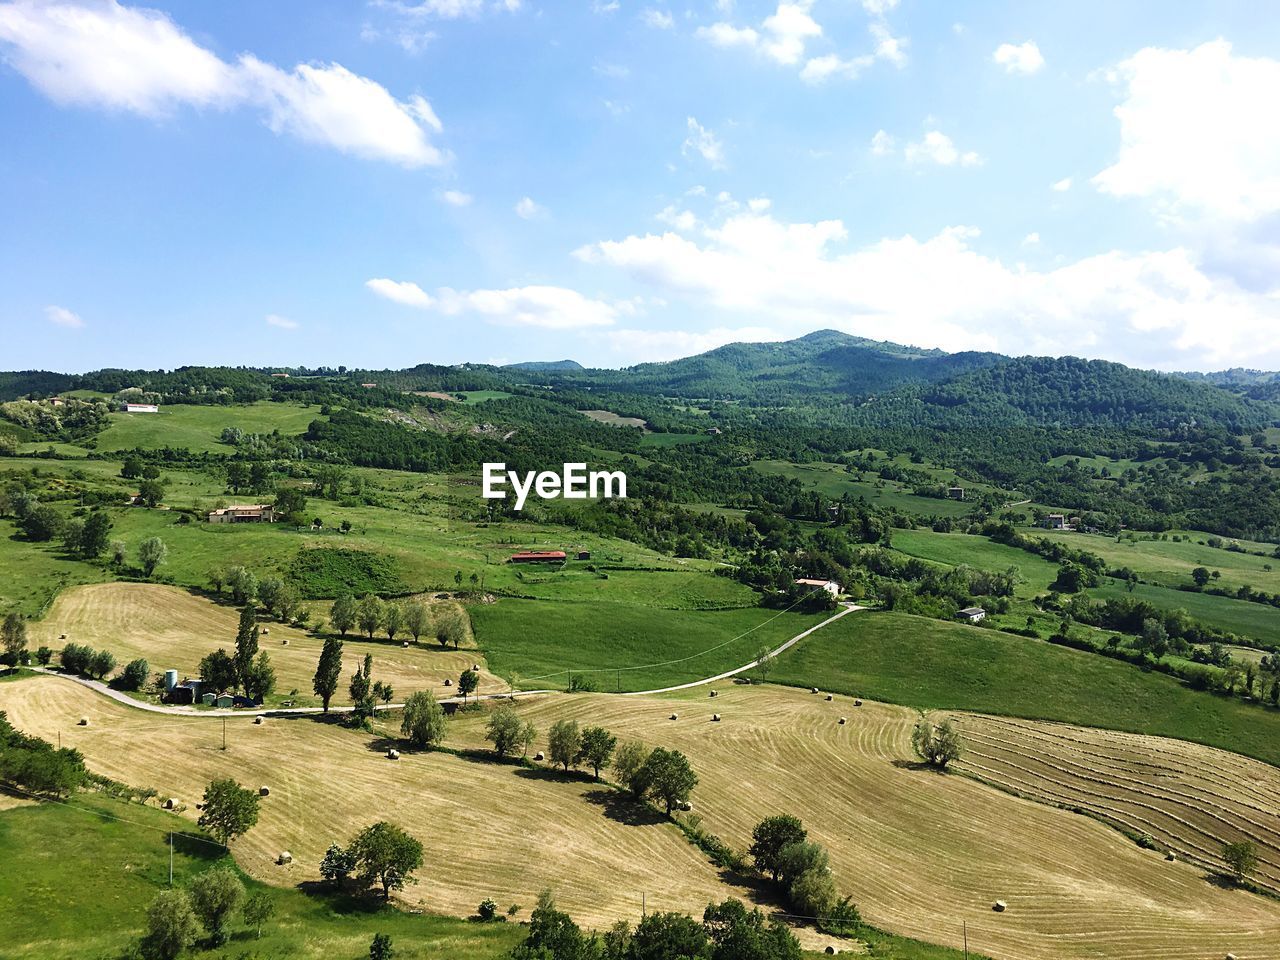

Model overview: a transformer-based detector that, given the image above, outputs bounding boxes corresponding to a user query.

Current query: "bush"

[118,658,150,691]
[477,898,499,922]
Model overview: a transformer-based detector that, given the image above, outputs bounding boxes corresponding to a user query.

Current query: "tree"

[613,740,649,797]
[703,898,802,960]
[242,892,275,940]
[348,821,424,899]
[138,536,168,578]
[188,865,245,946]
[776,840,829,889]
[320,842,358,885]
[234,605,260,696]
[457,668,479,704]
[225,461,250,493]
[350,654,376,721]
[510,892,598,960]
[789,867,837,919]
[20,504,62,542]
[383,603,404,642]
[78,511,112,558]
[330,595,357,637]
[485,705,524,757]
[629,911,709,960]
[2,612,27,661]
[357,594,385,639]
[1137,617,1169,658]
[911,717,962,770]
[400,690,446,749]
[244,651,276,703]
[256,578,285,618]
[89,649,116,680]
[755,645,775,683]
[313,636,344,713]
[639,747,697,815]
[138,478,166,508]
[435,606,468,649]
[519,719,537,757]
[576,726,617,781]
[208,567,227,595]
[141,889,200,960]
[199,648,238,694]
[403,602,432,643]
[1222,840,1259,885]
[1192,566,1211,587]
[197,778,260,846]
[275,582,300,623]
[226,566,258,605]
[750,814,807,883]
[548,719,582,772]
[370,932,395,960]
[274,486,308,525]
[118,658,150,691]
[121,455,144,480]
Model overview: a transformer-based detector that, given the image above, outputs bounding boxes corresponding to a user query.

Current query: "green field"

[638,432,709,447]
[888,529,1060,595]
[1091,580,1280,645]
[457,391,514,404]
[94,402,325,454]
[771,611,1280,766]
[0,793,522,960]
[473,598,828,691]
[752,461,976,518]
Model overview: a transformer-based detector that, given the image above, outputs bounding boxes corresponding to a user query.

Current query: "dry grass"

[31,583,502,707]
[5,674,1280,959]
[950,713,1280,895]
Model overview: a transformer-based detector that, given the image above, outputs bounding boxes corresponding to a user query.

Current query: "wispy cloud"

[514,196,545,219]
[265,313,300,330]
[683,117,726,169]
[45,304,83,328]
[993,40,1045,75]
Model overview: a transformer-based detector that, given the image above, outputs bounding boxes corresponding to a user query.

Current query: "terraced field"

[950,713,1280,895]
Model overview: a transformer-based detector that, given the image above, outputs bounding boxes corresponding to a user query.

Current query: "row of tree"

[329,594,468,647]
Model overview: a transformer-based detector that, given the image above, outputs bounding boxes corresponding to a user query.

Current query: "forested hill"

[505,359,585,371]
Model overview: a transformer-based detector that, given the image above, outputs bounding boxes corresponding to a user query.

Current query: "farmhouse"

[959,606,987,623]
[796,577,841,597]
[1044,513,1068,530]
[947,486,965,500]
[121,402,159,413]
[207,504,277,524]
[509,550,567,564]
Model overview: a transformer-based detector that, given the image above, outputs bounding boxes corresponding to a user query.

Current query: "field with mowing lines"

[32,583,497,709]
[94,401,325,453]
[949,713,1280,895]
[889,530,1059,595]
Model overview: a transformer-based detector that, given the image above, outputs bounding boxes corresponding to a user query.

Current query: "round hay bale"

[277,851,293,865]
[259,786,271,797]
[387,748,400,760]
[854,699,863,707]
[444,678,452,686]
[679,801,693,812]
[1166,850,1176,861]
[78,717,90,726]
[534,751,545,762]
[1226,954,1237,960]
[709,690,718,698]
[60,633,67,640]
[472,663,481,672]
[254,716,264,725]
[810,687,820,694]
[402,641,410,648]
[162,797,177,810]
[281,639,288,646]
[838,717,847,725]
[669,713,679,720]
[825,694,833,701]
[825,948,839,956]
[261,628,269,635]
[711,714,721,722]
[992,900,1007,913]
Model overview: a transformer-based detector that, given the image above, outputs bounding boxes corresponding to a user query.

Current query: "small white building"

[796,577,841,597]
[122,402,159,413]
[208,504,277,524]
[959,606,987,623]
[1045,513,1068,530]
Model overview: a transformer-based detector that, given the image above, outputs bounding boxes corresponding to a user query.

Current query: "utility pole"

[963,921,968,959]
[222,717,227,751]
[641,893,646,919]
[169,832,174,886]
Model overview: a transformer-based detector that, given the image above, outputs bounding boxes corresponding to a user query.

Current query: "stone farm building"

[959,606,987,623]
[208,504,278,524]
[795,577,841,597]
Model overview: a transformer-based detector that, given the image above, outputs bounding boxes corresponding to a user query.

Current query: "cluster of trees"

[748,815,860,934]
[509,891,803,960]
[197,606,276,702]
[0,710,87,797]
[911,717,962,769]
[60,642,117,681]
[1,612,28,665]
[141,867,276,958]
[329,594,468,648]
[319,821,424,900]
[209,567,309,625]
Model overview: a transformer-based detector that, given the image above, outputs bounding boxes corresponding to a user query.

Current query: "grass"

[457,391,513,404]
[472,599,828,691]
[770,610,1280,767]
[94,401,325,454]
[289,547,407,599]
[0,792,522,959]
[638,432,709,447]
[1091,579,1280,645]
[751,461,975,518]
[888,529,1060,595]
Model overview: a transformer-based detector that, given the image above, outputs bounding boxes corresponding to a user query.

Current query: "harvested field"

[32,583,500,708]
[950,713,1280,895]
[578,409,648,430]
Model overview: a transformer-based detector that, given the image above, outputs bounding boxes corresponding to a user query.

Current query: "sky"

[3,0,1280,374]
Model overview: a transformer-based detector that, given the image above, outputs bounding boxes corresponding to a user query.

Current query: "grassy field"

[0,792,523,960]
[457,390,513,404]
[638,432,709,447]
[94,402,325,454]
[950,713,1280,895]
[8,677,1280,959]
[1091,579,1280,644]
[889,529,1060,595]
[770,611,1280,766]
[472,598,828,691]
[31,583,498,708]
[752,461,975,518]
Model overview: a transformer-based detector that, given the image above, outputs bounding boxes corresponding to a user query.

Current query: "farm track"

[951,714,1280,895]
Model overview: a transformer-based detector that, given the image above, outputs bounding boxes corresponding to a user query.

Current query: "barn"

[509,551,567,564]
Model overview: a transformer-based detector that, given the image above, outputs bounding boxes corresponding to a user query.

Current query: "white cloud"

[514,196,544,219]
[860,0,898,13]
[682,116,725,169]
[800,52,872,84]
[440,189,473,206]
[869,129,895,155]
[993,40,1044,75]
[1051,177,1073,192]
[1022,232,1041,246]
[641,8,674,29]
[592,1,620,13]
[602,325,779,363]
[593,60,630,78]
[760,2,821,65]
[696,22,759,48]
[748,197,771,213]
[0,1,447,167]
[902,131,981,167]
[45,304,83,328]
[370,0,519,19]
[435,285,617,329]
[869,22,906,67]
[657,205,699,231]
[265,313,299,330]
[366,277,436,308]
[574,210,1280,368]
[1093,40,1280,221]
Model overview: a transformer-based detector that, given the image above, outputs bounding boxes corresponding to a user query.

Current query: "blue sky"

[3,0,1280,372]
